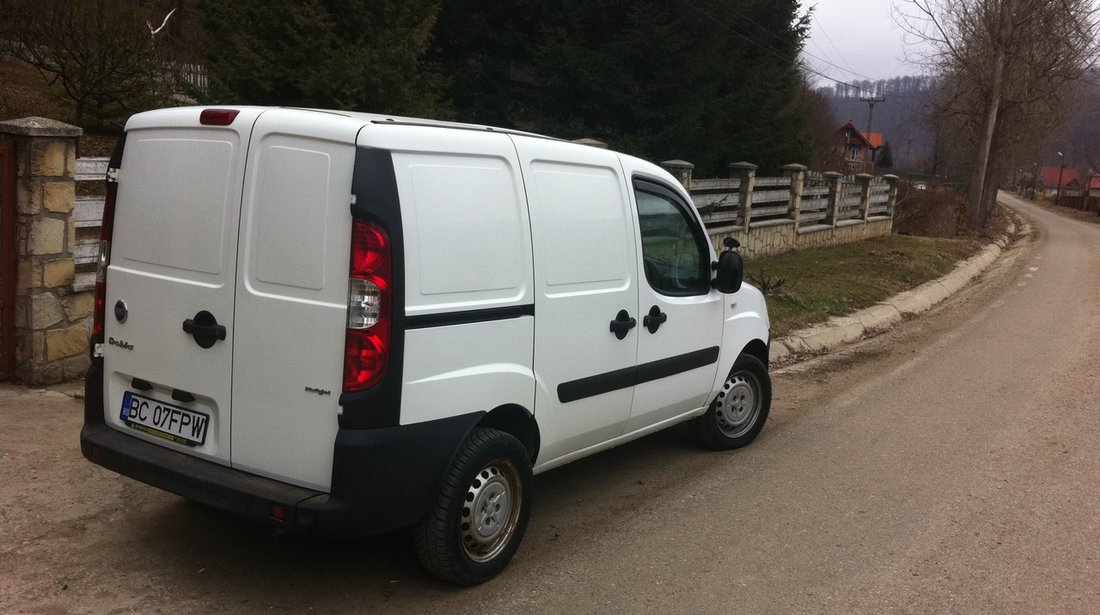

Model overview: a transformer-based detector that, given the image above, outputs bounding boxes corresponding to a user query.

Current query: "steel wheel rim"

[460,458,522,563]
[714,370,760,438]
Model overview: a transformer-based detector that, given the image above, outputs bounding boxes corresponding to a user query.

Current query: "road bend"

[424,191,1100,614]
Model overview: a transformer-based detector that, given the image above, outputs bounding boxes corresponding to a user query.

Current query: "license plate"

[120,391,209,446]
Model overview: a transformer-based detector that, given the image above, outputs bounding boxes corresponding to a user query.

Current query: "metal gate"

[0,139,16,380]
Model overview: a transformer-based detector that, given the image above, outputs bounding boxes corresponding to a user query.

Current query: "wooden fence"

[672,162,895,231]
[73,157,108,292]
[663,160,897,257]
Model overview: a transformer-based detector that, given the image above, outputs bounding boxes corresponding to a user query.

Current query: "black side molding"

[407,304,534,330]
[557,365,637,404]
[557,346,720,403]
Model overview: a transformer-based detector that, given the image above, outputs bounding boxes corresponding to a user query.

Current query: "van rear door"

[101,108,264,466]
[229,110,359,490]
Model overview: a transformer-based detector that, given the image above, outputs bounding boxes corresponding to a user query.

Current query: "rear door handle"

[643,305,667,333]
[182,310,227,349]
[609,309,637,340]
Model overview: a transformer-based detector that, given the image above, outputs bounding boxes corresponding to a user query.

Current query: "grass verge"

[744,234,987,337]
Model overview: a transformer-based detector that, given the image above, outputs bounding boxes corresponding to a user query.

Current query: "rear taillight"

[92,165,119,342]
[343,220,392,392]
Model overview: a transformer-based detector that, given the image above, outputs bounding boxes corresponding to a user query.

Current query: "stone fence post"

[855,173,873,221]
[729,162,757,228]
[0,117,89,385]
[881,174,900,217]
[823,171,843,227]
[661,160,694,191]
[784,164,807,226]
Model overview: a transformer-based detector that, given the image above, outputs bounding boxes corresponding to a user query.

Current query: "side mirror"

[712,237,743,294]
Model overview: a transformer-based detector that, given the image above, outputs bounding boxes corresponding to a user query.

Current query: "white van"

[81,106,772,585]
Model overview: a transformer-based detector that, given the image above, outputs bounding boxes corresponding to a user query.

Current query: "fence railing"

[663,161,898,234]
[73,157,109,292]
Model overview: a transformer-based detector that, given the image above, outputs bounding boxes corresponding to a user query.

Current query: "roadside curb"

[769,216,1028,366]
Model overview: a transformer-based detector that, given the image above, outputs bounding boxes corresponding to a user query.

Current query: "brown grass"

[892,183,966,237]
[1,58,120,157]
[745,233,986,337]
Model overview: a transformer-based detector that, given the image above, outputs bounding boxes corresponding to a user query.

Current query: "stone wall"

[709,218,894,259]
[662,160,897,259]
[0,117,91,385]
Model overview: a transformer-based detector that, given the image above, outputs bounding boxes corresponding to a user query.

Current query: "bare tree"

[0,0,175,127]
[897,0,1100,226]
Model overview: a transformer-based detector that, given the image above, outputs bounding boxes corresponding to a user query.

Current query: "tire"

[413,427,532,585]
[690,353,771,450]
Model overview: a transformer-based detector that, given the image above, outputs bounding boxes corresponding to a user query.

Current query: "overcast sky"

[802,1,933,85]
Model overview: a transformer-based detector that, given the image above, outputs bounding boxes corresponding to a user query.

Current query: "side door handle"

[609,309,637,340]
[643,305,667,333]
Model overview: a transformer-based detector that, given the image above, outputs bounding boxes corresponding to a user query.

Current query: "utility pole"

[860,91,886,174]
[904,138,913,181]
[1056,151,1065,207]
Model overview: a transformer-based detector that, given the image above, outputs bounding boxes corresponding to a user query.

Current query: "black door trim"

[636,346,720,385]
[406,304,535,329]
[557,346,720,403]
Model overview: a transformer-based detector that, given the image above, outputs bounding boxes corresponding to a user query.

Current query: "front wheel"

[689,353,771,450]
[414,428,532,585]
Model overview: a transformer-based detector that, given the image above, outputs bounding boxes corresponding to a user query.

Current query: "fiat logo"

[114,299,128,323]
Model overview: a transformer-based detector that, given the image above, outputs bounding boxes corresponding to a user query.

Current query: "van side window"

[634,181,710,295]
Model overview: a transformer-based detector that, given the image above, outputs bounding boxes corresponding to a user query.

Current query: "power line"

[817,19,861,78]
[681,0,919,95]
[707,0,883,83]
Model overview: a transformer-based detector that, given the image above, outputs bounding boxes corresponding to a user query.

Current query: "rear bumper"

[80,362,481,535]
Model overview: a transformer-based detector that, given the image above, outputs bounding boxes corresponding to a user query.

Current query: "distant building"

[834,121,884,173]
[1037,166,1081,193]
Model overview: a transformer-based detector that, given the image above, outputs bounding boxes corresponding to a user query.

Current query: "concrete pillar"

[881,174,900,218]
[823,171,843,227]
[855,173,873,221]
[660,160,694,191]
[784,164,807,226]
[0,117,88,385]
[729,162,757,228]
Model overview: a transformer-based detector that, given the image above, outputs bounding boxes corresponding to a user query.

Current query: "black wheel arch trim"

[740,338,770,369]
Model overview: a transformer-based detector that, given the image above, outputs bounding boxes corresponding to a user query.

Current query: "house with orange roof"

[834,120,883,172]
[1037,166,1081,193]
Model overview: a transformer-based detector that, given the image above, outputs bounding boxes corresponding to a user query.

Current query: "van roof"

[127,105,559,143]
[125,106,664,179]
[292,107,553,139]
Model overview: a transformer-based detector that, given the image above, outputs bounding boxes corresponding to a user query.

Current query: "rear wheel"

[414,428,532,585]
[690,353,771,450]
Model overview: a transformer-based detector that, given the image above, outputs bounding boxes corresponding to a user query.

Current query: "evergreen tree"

[197,0,815,174]
[877,141,894,169]
[200,0,446,116]
[430,0,813,175]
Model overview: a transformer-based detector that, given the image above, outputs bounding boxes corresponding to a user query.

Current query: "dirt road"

[3,194,1099,614]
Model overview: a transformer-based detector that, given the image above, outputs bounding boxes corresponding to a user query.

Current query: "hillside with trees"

[897,0,1100,226]
[818,76,938,176]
